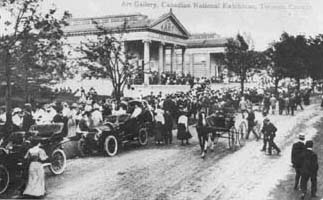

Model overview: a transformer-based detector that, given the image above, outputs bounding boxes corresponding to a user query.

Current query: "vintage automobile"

[0,123,68,194]
[77,112,150,157]
[77,100,154,157]
[77,124,114,157]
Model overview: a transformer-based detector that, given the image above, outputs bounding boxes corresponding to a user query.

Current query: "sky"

[19,0,323,50]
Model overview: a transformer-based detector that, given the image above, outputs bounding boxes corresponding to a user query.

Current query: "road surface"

[40,102,322,200]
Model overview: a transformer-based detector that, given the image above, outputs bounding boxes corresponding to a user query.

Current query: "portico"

[65,10,190,85]
[64,10,228,85]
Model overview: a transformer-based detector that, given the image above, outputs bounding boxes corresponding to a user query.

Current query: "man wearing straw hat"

[291,133,306,190]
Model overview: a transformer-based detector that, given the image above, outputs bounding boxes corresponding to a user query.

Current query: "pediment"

[150,13,190,38]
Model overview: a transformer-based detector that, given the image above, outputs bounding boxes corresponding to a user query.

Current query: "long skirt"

[23,161,46,197]
[177,123,192,140]
[154,122,164,142]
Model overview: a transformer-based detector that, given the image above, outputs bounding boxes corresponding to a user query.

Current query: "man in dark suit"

[163,110,173,145]
[291,133,306,190]
[289,94,296,116]
[245,107,259,140]
[300,140,318,199]
[261,118,280,155]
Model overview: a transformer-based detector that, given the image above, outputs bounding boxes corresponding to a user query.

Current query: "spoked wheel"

[0,165,9,194]
[208,132,218,152]
[254,121,262,139]
[138,127,148,146]
[104,135,118,157]
[239,121,248,140]
[77,138,91,157]
[210,132,219,147]
[50,149,67,175]
[228,128,235,149]
[233,126,244,147]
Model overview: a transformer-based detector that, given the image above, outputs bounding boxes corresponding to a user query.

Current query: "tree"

[307,35,323,81]
[269,33,309,91]
[225,34,260,95]
[0,0,71,130]
[265,43,287,95]
[78,22,138,102]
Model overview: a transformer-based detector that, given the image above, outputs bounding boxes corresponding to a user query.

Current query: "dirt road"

[42,103,322,200]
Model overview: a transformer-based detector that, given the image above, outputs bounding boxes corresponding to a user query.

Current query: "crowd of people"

[0,81,317,199]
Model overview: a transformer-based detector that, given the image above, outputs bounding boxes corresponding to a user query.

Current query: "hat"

[13,107,22,113]
[264,117,270,122]
[93,103,100,110]
[0,106,6,111]
[298,133,305,140]
[71,103,78,108]
[24,103,32,108]
[305,140,313,148]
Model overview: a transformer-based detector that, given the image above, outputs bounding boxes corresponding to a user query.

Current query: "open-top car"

[76,123,114,157]
[76,99,154,157]
[103,112,151,156]
[0,123,69,195]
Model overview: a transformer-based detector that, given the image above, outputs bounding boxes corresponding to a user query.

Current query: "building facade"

[64,10,227,84]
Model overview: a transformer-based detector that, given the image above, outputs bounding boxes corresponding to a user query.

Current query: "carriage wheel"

[254,121,262,139]
[210,133,219,146]
[239,121,248,140]
[77,138,91,157]
[50,149,67,175]
[230,127,240,146]
[228,128,235,149]
[138,127,148,146]
[0,165,9,194]
[104,135,118,157]
[208,133,218,151]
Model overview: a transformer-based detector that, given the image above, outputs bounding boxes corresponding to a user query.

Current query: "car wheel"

[138,127,148,146]
[50,149,67,175]
[0,165,9,194]
[104,135,118,157]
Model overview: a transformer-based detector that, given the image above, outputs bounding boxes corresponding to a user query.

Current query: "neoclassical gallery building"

[64,10,228,84]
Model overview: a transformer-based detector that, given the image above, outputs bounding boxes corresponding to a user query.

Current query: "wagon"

[205,110,245,149]
[0,123,68,194]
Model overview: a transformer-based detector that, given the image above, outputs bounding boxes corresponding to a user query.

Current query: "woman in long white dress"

[23,142,48,198]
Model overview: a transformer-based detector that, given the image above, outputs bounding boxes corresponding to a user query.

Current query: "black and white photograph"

[0,0,322,199]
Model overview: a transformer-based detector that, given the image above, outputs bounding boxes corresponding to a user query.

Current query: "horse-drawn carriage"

[0,123,68,194]
[204,107,246,149]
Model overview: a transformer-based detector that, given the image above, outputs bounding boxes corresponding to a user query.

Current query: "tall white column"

[158,42,164,74]
[143,40,150,85]
[158,42,164,84]
[215,64,219,77]
[171,44,176,73]
[181,47,186,74]
[163,46,166,72]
